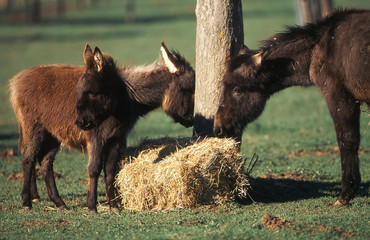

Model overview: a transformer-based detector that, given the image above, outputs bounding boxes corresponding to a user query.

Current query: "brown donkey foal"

[9,43,195,213]
[214,9,369,205]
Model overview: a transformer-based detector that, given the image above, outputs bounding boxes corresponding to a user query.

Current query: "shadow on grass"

[243,177,369,204]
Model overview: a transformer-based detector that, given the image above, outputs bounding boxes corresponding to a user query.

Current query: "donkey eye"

[233,87,243,94]
[87,91,98,98]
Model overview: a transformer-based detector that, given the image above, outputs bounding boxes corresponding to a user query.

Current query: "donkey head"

[160,42,195,127]
[75,44,120,131]
[214,46,270,138]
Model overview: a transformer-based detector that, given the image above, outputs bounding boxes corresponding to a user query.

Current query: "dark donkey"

[214,9,369,205]
[9,42,195,213]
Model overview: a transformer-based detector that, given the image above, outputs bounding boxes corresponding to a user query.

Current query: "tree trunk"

[193,0,244,137]
[25,0,41,23]
[295,0,333,25]
[320,0,333,18]
[125,0,136,22]
[57,0,66,20]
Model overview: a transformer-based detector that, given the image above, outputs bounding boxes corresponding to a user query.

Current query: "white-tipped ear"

[252,52,263,66]
[160,43,178,74]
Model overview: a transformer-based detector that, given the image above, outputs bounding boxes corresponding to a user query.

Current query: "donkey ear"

[160,42,178,74]
[238,45,250,55]
[93,47,104,72]
[252,52,263,66]
[83,44,93,65]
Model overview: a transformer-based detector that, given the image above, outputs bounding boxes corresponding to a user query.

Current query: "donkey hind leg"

[103,140,124,212]
[326,93,361,205]
[39,137,67,210]
[30,152,46,202]
[30,163,40,202]
[21,143,38,210]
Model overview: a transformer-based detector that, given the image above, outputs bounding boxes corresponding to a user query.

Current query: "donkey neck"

[120,64,173,116]
[260,33,316,94]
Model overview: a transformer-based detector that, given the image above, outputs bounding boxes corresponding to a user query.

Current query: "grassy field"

[0,0,369,239]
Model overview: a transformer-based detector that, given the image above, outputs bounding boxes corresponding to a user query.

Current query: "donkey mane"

[227,9,369,90]
[120,63,163,104]
[167,50,191,70]
[102,53,117,69]
[216,8,369,206]
[260,8,366,54]
[123,61,161,75]
[120,64,170,108]
[84,51,117,72]
[120,49,192,108]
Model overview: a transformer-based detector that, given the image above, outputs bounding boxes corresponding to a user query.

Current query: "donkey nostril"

[214,126,223,137]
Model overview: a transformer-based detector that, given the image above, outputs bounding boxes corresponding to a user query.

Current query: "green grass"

[1,0,369,239]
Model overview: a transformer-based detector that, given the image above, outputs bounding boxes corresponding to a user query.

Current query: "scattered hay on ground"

[115,137,251,211]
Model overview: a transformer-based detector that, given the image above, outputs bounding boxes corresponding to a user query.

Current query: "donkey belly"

[336,12,370,104]
[10,65,87,151]
[35,89,88,151]
[344,42,370,104]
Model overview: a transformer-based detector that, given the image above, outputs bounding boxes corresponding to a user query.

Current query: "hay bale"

[115,137,251,211]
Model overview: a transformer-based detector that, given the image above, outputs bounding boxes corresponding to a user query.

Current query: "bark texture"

[194,0,244,137]
[295,0,333,25]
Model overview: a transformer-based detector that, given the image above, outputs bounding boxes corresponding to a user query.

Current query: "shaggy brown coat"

[214,9,369,205]
[9,43,195,213]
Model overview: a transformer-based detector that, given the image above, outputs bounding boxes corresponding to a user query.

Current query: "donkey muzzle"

[75,119,95,131]
[213,125,225,138]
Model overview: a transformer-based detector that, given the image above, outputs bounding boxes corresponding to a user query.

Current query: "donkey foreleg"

[326,93,361,205]
[86,142,104,213]
[103,140,124,212]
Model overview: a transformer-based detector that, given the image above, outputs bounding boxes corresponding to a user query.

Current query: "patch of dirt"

[0,148,16,158]
[307,224,354,238]
[261,213,354,237]
[7,166,62,181]
[288,146,367,158]
[261,212,292,231]
[6,172,23,181]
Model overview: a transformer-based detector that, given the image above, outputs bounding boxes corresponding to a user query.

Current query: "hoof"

[32,198,40,203]
[23,206,31,211]
[111,207,120,213]
[58,205,69,211]
[333,199,348,207]
[88,209,98,214]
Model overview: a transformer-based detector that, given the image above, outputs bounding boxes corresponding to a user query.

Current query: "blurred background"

[0,0,369,150]
[0,3,369,238]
